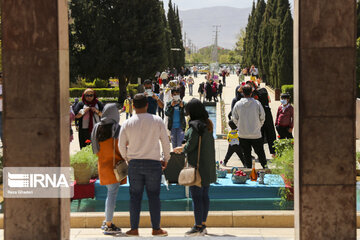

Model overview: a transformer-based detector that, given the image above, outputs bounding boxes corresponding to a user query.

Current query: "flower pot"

[216,170,227,178]
[231,175,247,184]
[72,163,93,184]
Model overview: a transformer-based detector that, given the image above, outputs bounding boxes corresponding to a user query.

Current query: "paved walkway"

[70,74,280,170]
[68,228,295,239]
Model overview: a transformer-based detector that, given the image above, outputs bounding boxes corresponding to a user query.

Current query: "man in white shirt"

[232,84,267,169]
[119,93,170,237]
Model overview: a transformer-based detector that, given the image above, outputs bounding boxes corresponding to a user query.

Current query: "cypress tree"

[257,0,276,84]
[168,1,185,70]
[242,1,255,67]
[249,0,266,67]
[278,8,293,86]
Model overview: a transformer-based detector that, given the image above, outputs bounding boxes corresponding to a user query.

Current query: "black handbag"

[163,152,185,184]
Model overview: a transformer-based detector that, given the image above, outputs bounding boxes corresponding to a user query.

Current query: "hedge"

[70,88,119,98]
[281,85,293,103]
[70,85,139,98]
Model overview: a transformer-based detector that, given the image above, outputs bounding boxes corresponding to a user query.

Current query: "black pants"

[222,75,226,86]
[79,128,91,149]
[224,144,247,167]
[261,108,277,154]
[276,126,293,139]
[157,107,164,119]
[239,138,267,168]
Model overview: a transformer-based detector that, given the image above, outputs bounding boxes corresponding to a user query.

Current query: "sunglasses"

[85,94,94,97]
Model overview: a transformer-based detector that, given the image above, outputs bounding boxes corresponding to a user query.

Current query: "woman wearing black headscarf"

[174,99,216,236]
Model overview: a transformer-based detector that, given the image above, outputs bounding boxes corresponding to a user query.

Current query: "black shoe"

[103,223,122,235]
[185,226,205,236]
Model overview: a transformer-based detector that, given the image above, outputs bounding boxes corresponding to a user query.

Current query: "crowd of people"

[70,65,293,236]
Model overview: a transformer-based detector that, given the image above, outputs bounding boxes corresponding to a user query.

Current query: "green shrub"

[281,85,293,103]
[127,84,139,97]
[70,88,119,98]
[274,138,294,157]
[70,144,98,170]
[94,78,109,88]
[270,138,294,207]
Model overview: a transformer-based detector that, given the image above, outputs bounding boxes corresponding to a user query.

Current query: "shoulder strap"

[113,138,116,167]
[196,136,201,169]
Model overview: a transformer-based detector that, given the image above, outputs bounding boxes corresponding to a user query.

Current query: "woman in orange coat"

[91,103,127,235]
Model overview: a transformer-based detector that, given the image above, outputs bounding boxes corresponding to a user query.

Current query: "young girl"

[91,103,127,235]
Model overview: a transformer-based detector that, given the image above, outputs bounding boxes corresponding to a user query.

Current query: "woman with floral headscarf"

[74,88,104,149]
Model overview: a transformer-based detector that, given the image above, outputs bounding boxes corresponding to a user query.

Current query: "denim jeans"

[189,85,193,96]
[105,183,120,222]
[170,128,184,148]
[126,112,132,119]
[128,160,162,230]
[190,186,210,226]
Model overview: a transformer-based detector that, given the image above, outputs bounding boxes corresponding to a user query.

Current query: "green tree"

[70,0,169,102]
[278,8,293,86]
[257,0,276,84]
[242,1,256,67]
[167,1,185,70]
[248,0,266,66]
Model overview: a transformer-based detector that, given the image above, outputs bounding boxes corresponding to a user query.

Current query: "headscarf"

[81,88,99,134]
[185,98,209,136]
[91,103,120,154]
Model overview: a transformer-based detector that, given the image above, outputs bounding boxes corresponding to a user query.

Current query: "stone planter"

[72,163,93,184]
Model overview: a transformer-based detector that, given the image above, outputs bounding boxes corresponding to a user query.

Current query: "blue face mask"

[280,99,288,105]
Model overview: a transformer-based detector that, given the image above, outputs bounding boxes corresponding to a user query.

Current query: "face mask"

[173,95,180,101]
[280,99,287,105]
[145,89,153,96]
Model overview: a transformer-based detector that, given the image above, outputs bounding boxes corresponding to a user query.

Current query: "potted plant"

[70,141,98,184]
[270,139,294,205]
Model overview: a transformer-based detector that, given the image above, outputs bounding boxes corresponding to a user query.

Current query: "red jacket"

[275,105,294,128]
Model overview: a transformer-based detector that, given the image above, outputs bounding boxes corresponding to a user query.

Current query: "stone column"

[294,0,357,239]
[2,0,70,239]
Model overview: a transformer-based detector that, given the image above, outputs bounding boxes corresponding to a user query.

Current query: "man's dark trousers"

[239,138,267,168]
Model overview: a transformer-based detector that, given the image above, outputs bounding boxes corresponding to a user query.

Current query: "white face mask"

[145,89,153,96]
[280,99,288,105]
[173,95,180,101]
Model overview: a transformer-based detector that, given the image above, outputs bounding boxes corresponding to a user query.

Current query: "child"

[275,93,294,139]
[122,95,133,119]
[223,120,247,167]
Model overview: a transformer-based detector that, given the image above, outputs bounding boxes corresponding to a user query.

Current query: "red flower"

[277,135,280,139]
[85,139,91,144]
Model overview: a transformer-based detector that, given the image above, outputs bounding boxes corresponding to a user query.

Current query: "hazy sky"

[162,0,253,10]
[162,0,293,11]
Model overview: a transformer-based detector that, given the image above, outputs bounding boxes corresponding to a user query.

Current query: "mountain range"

[179,6,251,50]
